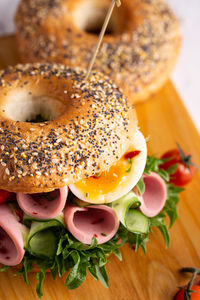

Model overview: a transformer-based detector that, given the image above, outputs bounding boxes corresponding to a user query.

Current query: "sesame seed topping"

[0,63,132,192]
[15,0,180,100]
[5,168,10,176]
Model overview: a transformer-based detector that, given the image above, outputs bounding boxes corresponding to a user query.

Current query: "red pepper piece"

[124,150,141,160]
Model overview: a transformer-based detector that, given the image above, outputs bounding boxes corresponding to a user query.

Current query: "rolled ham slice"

[139,172,167,217]
[64,204,119,244]
[0,204,27,266]
[17,187,68,220]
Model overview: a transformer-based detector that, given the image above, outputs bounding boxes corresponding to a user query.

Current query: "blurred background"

[0,0,199,131]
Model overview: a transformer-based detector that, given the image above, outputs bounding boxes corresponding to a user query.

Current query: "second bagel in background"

[15,0,181,104]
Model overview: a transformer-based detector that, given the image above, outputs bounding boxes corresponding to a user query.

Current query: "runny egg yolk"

[74,151,140,201]
[70,130,147,204]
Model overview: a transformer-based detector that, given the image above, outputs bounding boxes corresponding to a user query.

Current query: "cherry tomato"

[174,285,200,300]
[160,145,196,187]
[0,189,11,204]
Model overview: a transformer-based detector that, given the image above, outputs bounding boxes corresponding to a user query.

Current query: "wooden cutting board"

[0,35,199,300]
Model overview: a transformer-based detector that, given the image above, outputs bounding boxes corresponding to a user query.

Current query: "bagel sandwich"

[0,63,182,296]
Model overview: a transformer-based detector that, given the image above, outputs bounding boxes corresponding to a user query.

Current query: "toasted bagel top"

[0,63,137,193]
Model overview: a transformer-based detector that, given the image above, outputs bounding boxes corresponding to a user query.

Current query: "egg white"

[69,130,147,204]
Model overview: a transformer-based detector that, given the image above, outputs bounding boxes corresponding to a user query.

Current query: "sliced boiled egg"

[69,130,147,204]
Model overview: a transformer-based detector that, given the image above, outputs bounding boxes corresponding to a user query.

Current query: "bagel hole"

[73,2,117,35]
[28,114,49,123]
[5,92,66,123]
[83,17,114,35]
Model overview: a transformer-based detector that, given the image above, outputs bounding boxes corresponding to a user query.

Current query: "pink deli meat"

[64,204,119,244]
[139,172,167,217]
[0,204,27,266]
[17,187,68,220]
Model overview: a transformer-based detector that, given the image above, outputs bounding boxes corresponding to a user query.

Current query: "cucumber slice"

[111,191,149,234]
[29,229,57,258]
[126,209,150,234]
[23,212,64,227]
[27,214,64,258]
[111,191,140,226]
[72,197,91,207]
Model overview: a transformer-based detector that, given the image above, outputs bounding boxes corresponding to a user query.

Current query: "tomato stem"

[179,267,200,300]
[176,143,198,171]
[180,267,200,275]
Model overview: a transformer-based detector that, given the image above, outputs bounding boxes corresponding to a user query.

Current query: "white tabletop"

[0,0,199,132]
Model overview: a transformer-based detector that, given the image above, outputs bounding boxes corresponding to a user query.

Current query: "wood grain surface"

[0,35,199,300]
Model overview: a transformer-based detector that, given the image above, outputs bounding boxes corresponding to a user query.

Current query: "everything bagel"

[0,63,137,193]
[16,0,181,103]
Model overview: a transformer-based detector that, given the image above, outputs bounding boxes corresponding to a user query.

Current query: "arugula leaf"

[88,264,98,281]
[136,177,145,195]
[157,169,169,182]
[65,251,87,290]
[55,255,64,277]
[166,164,178,174]
[113,248,122,261]
[150,213,170,248]
[20,255,34,285]
[164,184,183,227]
[50,261,58,280]
[158,225,170,249]
[56,234,66,256]
[95,265,109,288]
[36,259,54,297]
[117,223,149,252]
[144,156,164,174]
[36,271,45,298]
[0,265,9,272]
[134,233,149,253]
